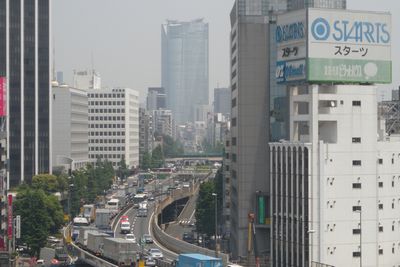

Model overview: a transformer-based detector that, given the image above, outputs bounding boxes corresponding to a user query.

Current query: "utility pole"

[212,193,218,257]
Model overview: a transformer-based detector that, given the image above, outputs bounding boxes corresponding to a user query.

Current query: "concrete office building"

[214,88,231,118]
[52,84,89,171]
[153,109,174,138]
[88,88,139,168]
[269,6,391,267]
[228,0,286,259]
[270,85,400,267]
[0,0,51,186]
[147,87,166,112]
[73,69,101,90]
[162,19,209,124]
[139,107,153,165]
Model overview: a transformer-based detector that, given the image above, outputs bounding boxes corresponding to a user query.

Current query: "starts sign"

[276,8,392,84]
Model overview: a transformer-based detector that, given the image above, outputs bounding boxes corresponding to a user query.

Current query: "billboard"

[276,9,392,84]
[0,77,5,117]
[276,9,307,84]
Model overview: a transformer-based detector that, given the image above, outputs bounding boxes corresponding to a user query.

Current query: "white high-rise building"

[52,84,89,171]
[270,84,400,267]
[88,88,139,168]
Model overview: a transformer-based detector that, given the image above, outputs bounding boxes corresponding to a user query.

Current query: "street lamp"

[212,193,218,257]
[68,184,74,222]
[354,208,362,267]
[308,229,316,265]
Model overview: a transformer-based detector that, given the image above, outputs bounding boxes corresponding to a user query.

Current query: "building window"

[232,154,237,163]
[378,158,383,164]
[352,251,361,257]
[352,160,362,166]
[352,183,361,189]
[232,137,237,146]
[352,100,361,106]
[232,98,237,108]
[352,137,361,143]
[378,203,383,210]
[226,140,230,147]
[226,153,230,159]
[231,82,237,91]
[378,248,383,255]
[352,228,361,234]
[379,182,383,188]
[232,118,237,127]
[352,206,361,212]
[379,225,383,232]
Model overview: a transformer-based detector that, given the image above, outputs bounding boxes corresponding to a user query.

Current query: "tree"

[117,156,130,180]
[162,134,184,157]
[140,152,152,170]
[14,186,63,256]
[195,181,216,236]
[151,145,164,168]
[32,174,59,193]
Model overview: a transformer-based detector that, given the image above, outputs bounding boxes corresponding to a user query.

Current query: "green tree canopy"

[32,174,59,193]
[195,181,216,236]
[14,186,63,256]
[151,145,164,168]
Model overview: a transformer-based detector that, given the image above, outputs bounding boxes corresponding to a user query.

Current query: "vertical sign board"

[7,195,12,240]
[0,77,6,116]
[307,9,392,83]
[258,196,265,225]
[15,215,21,239]
[276,9,307,84]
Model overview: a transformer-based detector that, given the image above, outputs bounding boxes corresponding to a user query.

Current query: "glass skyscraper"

[161,19,209,124]
[287,0,346,10]
[0,0,51,186]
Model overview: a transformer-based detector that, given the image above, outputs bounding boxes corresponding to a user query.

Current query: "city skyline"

[53,0,399,102]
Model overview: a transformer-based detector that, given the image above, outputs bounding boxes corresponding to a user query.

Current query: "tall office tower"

[88,88,139,168]
[214,88,231,118]
[52,84,89,172]
[287,0,346,10]
[73,69,101,90]
[271,7,392,267]
[161,19,209,124]
[228,0,287,260]
[0,0,51,186]
[139,107,153,166]
[146,87,166,112]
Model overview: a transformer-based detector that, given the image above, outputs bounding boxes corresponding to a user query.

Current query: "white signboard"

[307,8,391,83]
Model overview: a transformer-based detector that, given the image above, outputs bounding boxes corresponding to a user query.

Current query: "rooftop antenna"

[91,50,94,72]
[52,36,56,81]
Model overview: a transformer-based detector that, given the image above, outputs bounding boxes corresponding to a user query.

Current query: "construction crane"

[247,213,260,267]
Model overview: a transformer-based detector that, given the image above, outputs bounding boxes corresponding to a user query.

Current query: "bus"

[133,193,147,203]
[137,202,148,217]
[105,198,120,211]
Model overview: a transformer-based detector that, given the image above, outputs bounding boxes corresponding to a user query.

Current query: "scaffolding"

[378,100,400,135]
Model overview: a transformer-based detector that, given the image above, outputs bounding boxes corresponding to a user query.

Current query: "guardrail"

[63,202,133,267]
[151,174,230,265]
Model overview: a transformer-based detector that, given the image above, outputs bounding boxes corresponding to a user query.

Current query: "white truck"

[137,202,148,217]
[77,228,98,247]
[101,238,137,266]
[95,209,112,229]
[86,232,109,256]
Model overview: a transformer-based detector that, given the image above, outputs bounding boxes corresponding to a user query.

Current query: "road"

[113,179,179,264]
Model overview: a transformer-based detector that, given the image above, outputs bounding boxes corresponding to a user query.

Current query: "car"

[147,248,163,259]
[125,233,136,243]
[144,256,156,266]
[182,232,195,244]
[121,215,129,221]
[148,196,155,201]
[36,259,45,266]
[142,234,153,244]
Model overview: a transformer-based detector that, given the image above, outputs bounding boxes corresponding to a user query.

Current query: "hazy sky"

[53,0,398,102]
